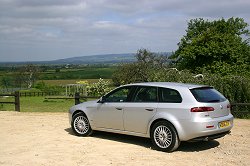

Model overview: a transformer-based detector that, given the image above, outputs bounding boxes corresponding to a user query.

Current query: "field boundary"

[0,91,20,111]
[45,92,98,105]
[20,91,60,97]
[231,103,250,118]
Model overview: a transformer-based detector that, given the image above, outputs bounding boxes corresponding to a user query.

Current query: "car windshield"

[190,87,226,103]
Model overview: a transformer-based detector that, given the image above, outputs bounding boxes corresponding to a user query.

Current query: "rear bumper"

[188,131,231,142]
[176,114,234,141]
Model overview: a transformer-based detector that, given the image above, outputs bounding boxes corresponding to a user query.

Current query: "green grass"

[38,67,116,80]
[0,66,116,87]
[42,79,112,85]
[0,96,78,112]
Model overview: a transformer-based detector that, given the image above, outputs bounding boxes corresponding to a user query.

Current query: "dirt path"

[0,111,249,166]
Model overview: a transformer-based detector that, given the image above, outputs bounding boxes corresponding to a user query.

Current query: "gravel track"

[0,111,249,166]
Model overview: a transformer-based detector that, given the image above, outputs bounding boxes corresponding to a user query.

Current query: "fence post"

[15,91,20,112]
[75,92,80,105]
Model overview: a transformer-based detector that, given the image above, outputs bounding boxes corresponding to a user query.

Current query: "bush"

[88,78,111,97]
[204,75,250,103]
[77,79,111,97]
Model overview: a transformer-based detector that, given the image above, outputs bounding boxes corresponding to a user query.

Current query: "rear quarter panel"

[147,87,197,138]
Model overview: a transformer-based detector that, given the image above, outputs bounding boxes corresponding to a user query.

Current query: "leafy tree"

[112,49,168,85]
[13,74,23,88]
[172,17,250,75]
[18,64,40,88]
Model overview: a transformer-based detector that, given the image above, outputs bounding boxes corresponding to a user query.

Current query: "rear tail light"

[191,107,214,112]
[206,125,214,128]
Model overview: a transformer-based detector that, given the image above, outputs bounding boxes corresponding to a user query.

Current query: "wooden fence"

[0,91,20,112]
[231,103,250,118]
[0,91,249,116]
[20,91,60,97]
[53,93,250,117]
[45,93,98,105]
[73,94,250,118]
[74,93,99,105]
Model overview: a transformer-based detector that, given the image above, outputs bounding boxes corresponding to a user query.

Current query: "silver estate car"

[69,82,233,152]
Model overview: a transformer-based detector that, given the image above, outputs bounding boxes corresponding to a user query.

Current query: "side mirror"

[98,96,106,103]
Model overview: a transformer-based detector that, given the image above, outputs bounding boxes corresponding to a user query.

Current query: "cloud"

[0,0,249,61]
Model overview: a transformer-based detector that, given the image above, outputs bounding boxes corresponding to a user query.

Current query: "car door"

[123,86,158,134]
[93,86,133,131]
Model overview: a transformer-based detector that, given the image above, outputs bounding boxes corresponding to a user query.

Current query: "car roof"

[125,82,209,89]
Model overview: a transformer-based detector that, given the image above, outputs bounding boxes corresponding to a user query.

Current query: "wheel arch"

[72,110,87,119]
[149,118,181,152]
[71,110,93,136]
[148,118,180,139]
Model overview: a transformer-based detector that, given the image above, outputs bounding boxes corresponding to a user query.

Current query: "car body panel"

[123,102,158,134]
[92,102,124,130]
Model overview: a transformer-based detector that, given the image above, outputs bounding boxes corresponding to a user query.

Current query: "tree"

[172,17,250,75]
[112,49,168,85]
[18,64,39,88]
[0,76,12,92]
[55,68,60,73]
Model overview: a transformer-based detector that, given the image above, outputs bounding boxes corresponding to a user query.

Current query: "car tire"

[150,121,180,152]
[71,112,93,136]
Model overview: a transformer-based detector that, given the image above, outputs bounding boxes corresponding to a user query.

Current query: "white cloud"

[0,0,249,61]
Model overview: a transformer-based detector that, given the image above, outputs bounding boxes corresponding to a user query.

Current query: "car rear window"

[190,87,226,103]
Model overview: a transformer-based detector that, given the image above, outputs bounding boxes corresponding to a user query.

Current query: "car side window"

[133,86,157,102]
[105,87,132,102]
[160,88,182,103]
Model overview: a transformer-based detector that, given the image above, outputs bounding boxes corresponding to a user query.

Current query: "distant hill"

[51,53,136,64]
[0,52,172,65]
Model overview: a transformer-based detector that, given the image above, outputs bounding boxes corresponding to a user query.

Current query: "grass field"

[0,66,116,87]
[39,67,115,80]
[42,79,112,85]
[0,96,95,112]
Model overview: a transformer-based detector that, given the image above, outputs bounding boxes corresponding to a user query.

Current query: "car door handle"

[145,108,154,111]
[116,107,123,110]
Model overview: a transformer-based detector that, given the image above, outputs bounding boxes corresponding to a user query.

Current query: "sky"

[0,0,249,62]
